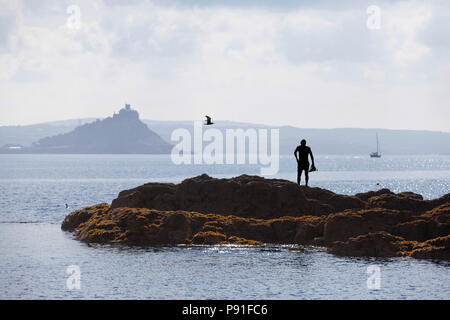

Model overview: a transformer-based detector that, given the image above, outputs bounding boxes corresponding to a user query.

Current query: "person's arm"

[309,148,315,165]
[294,148,298,162]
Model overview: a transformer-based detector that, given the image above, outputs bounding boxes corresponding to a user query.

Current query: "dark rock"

[61,203,110,231]
[61,204,323,247]
[293,221,323,244]
[191,231,227,245]
[62,175,450,260]
[355,189,393,202]
[409,236,450,260]
[327,232,411,257]
[368,192,450,212]
[420,203,450,238]
[323,208,399,244]
[111,174,365,218]
[392,219,429,241]
[397,192,423,200]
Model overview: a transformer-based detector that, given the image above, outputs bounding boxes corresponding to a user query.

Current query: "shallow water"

[1,223,448,300]
[0,154,449,299]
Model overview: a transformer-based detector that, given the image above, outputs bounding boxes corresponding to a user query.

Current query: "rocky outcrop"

[110,174,367,218]
[327,232,415,257]
[323,208,400,244]
[62,174,450,260]
[61,203,110,232]
[367,192,450,212]
[409,236,450,260]
[328,232,450,260]
[62,204,323,246]
[354,189,393,202]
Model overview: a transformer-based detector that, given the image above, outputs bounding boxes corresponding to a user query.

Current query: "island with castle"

[0,104,172,154]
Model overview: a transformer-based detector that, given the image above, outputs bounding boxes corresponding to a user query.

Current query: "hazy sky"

[0,0,449,131]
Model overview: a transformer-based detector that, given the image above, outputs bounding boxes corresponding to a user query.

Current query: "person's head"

[300,139,306,146]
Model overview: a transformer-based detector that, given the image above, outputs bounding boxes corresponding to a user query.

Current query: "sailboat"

[370,133,381,158]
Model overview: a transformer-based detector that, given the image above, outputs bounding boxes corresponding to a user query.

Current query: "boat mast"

[376,133,379,154]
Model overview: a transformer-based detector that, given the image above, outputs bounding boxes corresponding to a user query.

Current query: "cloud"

[0,1,19,52]
[0,0,449,132]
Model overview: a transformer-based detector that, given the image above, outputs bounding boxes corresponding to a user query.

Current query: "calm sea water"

[0,154,449,299]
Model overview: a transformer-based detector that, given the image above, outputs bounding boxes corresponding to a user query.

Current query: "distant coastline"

[1,111,450,155]
[0,105,172,154]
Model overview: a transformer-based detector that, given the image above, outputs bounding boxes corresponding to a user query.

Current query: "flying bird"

[204,115,214,125]
[65,203,69,209]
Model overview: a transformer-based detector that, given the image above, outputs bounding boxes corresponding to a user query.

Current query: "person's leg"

[297,167,301,185]
[302,162,309,186]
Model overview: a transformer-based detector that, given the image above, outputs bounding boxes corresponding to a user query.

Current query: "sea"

[0,154,449,299]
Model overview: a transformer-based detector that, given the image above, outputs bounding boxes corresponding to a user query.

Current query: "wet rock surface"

[62,174,450,260]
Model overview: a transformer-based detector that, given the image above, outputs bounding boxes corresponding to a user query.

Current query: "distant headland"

[1,114,450,154]
[0,104,172,154]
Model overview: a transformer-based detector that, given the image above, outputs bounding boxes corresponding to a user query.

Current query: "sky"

[0,0,449,131]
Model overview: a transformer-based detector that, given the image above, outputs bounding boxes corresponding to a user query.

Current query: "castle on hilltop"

[113,103,139,121]
[24,102,172,153]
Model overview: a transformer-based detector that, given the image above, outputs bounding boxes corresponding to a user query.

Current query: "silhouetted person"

[204,115,214,125]
[294,139,315,186]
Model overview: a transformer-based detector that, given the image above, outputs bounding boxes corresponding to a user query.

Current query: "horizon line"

[1,117,449,134]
